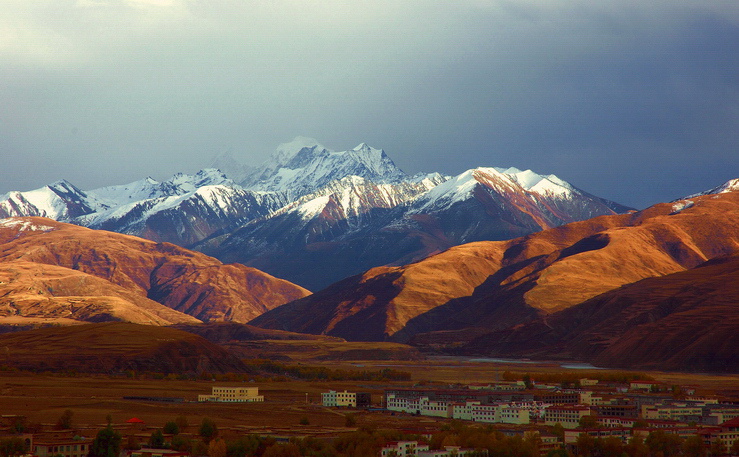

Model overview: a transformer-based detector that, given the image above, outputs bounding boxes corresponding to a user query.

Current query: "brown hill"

[0,217,310,324]
[251,191,739,343]
[0,322,249,374]
[460,254,739,373]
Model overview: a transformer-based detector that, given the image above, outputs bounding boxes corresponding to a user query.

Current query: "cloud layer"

[2,0,738,208]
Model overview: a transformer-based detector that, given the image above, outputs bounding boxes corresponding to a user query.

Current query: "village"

[1,375,738,457]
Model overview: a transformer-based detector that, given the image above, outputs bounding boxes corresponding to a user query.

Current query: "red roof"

[720,416,739,428]
[126,417,145,424]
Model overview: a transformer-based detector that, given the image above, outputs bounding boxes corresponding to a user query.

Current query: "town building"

[380,440,430,457]
[198,386,264,402]
[699,417,739,451]
[321,390,371,408]
[543,405,592,428]
[33,438,93,457]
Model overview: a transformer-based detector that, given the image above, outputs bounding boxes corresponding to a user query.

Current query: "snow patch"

[0,218,57,233]
[297,195,330,220]
[671,200,694,214]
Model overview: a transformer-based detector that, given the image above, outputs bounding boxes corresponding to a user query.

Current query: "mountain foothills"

[0,218,308,325]
[0,137,629,290]
[250,185,739,372]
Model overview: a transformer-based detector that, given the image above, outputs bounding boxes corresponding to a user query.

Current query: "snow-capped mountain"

[2,137,642,289]
[0,170,288,247]
[200,164,631,289]
[407,166,631,240]
[684,178,739,199]
[230,137,408,199]
[0,180,98,220]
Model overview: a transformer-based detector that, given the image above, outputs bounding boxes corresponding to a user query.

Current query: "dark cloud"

[1,0,737,208]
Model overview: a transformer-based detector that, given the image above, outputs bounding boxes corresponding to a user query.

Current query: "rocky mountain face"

[199,142,631,289]
[0,217,309,325]
[250,187,739,363]
[1,138,630,289]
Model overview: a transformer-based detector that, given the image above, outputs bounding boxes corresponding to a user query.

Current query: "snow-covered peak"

[685,178,739,199]
[411,166,582,215]
[88,169,236,208]
[273,136,327,165]
[495,167,574,197]
[243,139,407,198]
[0,180,93,220]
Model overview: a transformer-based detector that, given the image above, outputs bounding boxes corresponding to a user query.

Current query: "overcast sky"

[2,0,738,209]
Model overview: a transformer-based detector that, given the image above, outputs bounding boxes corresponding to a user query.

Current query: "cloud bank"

[2,0,738,208]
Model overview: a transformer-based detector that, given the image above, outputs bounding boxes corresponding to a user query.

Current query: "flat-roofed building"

[381,440,429,457]
[543,405,592,428]
[322,390,371,408]
[198,386,264,402]
[34,439,93,457]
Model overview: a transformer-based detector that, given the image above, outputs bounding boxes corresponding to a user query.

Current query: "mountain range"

[1,139,737,372]
[250,185,739,374]
[0,137,630,290]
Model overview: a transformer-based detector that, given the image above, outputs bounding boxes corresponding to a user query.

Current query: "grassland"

[1,354,737,436]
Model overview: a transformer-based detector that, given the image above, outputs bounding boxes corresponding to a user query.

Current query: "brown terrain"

[0,322,249,373]
[250,190,739,371]
[459,254,739,373]
[171,322,422,361]
[0,217,310,325]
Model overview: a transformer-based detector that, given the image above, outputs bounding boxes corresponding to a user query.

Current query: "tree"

[575,434,595,457]
[709,438,726,456]
[683,435,707,457]
[175,415,189,431]
[199,418,218,443]
[299,417,309,426]
[207,439,227,457]
[625,435,649,457]
[600,436,624,457]
[88,427,122,457]
[148,430,165,449]
[551,424,565,442]
[8,417,27,434]
[226,436,263,457]
[123,435,141,451]
[345,413,357,427]
[262,443,300,457]
[163,421,179,436]
[731,439,739,457]
[170,436,191,453]
[646,430,683,457]
[0,437,28,457]
[578,415,598,429]
[55,410,74,430]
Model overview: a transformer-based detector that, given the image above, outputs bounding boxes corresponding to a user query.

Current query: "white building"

[381,441,430,457]
[198,386,264,402]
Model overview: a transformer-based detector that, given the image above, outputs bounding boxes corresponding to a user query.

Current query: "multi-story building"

[543,405,592,428]
[699,417,739,451]
[198,386,264,402]
[321,390,371,408]
[642,404,703,421]
[381,441,430,457]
